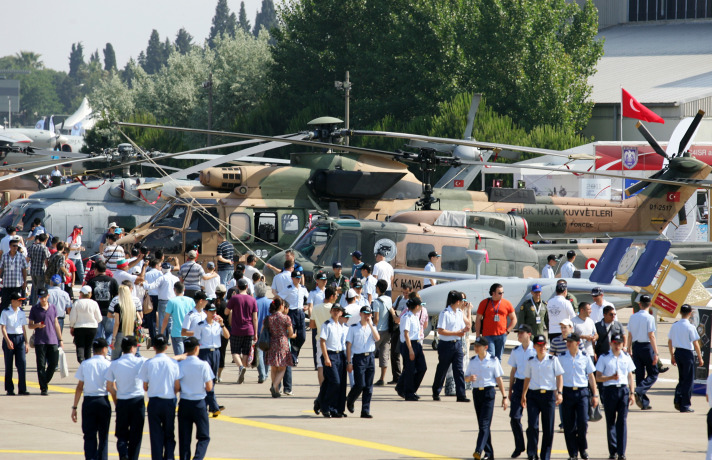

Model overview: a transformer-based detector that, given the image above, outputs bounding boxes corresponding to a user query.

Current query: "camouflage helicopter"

[114,111,712,269]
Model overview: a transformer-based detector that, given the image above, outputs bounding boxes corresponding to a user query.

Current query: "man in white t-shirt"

[372,251,394,295]
[571,301,597,356]
[541,254,557,278]
[423,251,440,288]
[590,287,614,323]
[546,280,575,341]
[560,250,576,278]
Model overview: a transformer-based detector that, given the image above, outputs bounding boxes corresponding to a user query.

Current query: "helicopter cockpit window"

[441,245,468,272]
[148,202,172,224]
[293,225,331,263]
[0,204,25,229]
[406,243,435,268]
[21,208,46,232]
[255,212,277,243]
[153,205,188,229]
[320,231,358,268]
[467,215,486,228]
[187,207,220,232]
[488,217,506,231]
[228,212,251,241]
[281,214,300,234]
[141,228,183,254]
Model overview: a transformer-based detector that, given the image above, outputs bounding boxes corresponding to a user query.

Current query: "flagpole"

[621,85,625,198]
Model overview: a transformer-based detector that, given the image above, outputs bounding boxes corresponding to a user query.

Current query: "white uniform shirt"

[144,268,163,296]
[560,261,576,278]
[595,351,635,386]
[362,275,377,300]
[75,355,112,397]
[139,353,180,399]
[194,320,223,349]
[572,316,596,356]
[182,309,207,332]
[524,354,564,390]
[507,342,536,380]
[271,271,292,296]
[344,302,363,326]
[178,356,214,401]
[541,265,555,279]
[668,318,700,351]
[437,306,465,342]
[424,262,436,287]
[546,295,575,334]
[104,354,146,399]
[373,260,394,291]
[321,318,347,352]
[590,299,614,323]
[466,353,504,388]
[346,322,377,355]
[558,350,595,387]
[0,307,27,334]
[279,283,308,311]
[307,287,325,308]
[627,310,656,343]
[399,310,420,343]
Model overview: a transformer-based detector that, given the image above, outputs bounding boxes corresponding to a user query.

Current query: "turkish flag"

[622,88,664,124]
[666,191,680,202]
[453,180,464,188]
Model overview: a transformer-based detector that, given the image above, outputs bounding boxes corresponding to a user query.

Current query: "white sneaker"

[237,366,246,384]
[283,390,294,396]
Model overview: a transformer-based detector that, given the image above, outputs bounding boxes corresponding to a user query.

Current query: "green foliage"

[208,0,237,48]
[143,30,166,75]
[103,43,117,71]
[253,0,277,36]
[68,43,85,80]
[238,1,251,34]
[175,28,194,55]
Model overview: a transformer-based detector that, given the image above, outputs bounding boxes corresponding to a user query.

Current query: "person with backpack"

[475,283,517,361]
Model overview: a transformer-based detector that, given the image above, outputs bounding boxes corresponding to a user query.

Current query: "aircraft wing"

[0,157,91,183]
[394,268,501,282]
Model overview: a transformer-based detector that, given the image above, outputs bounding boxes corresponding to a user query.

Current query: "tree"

[13,51,43,70]
[144,29,165,74]
[238,1,251,34]
[89,50,101,65]
[208,0,237,48]
[175,28,194,55]
[103,43,117,71]
[68,42,85,79]
[252,0,277,36]
[163,38,173,65]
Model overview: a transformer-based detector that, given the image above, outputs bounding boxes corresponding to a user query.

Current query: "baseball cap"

[187,250,197,259]
[93,337,108,349]
[291,270,302,278]
[114,228,122,235]
[343,311,353,318]
[428,251,441,258]
[73,224,83,229]
[474,336,489,347]
[566,333,581,342]
[38,288,48,298]
[332,262,342,269]
[556,280,568,292]
[80,285,92,295]
[346,289,357,300]
[639,294,651,303]
[533,334,547,345]
[517,324,532,334]
[351,250,362,259]
[531,283,542,292]
[315,271,328,280]
[206,261,215,269]
[108,222,118,228]
[205,302,217,312]
[161,262,172,270]
[116,259,129,269]
[50,274,63,285]
[559,318,574,328]
[10,292,25,301]
[216,284,227,293]
[567,250,576,258]
[237,278,249,288]
[359,306,373,314]
[591,287,603,296]
[331,304,345,313]
[611,333,625,343]
[193,291,207,301]
[352,278,363,288]
[547,254,558,262]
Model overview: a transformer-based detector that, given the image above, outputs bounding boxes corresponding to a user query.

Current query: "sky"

[0,0,265,72]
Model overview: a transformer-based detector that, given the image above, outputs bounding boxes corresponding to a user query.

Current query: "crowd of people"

[0,239,709,460]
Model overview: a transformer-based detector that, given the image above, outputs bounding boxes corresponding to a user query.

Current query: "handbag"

[134,311,146,344]
[29,332,35,348]
[257,318,270,352]
[58,347,69,378]
[588,402,603,422]
[142,292,153,315]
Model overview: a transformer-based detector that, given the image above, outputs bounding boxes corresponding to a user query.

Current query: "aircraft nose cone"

[453,145,478,161]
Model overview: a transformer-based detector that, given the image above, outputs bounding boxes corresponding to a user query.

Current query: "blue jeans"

[95,316,114,344]
[70,258,84,284]
[218,269,233,285]
[256,348,267,382]
[172,337,185,356]
[157,300,172,343]
[484,334,507,361]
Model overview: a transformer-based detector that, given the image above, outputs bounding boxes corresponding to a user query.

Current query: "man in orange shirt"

[475,283,517,360]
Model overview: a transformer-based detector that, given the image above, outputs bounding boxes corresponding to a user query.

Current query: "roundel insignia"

[374,238,397,262]
[585,258,598,269]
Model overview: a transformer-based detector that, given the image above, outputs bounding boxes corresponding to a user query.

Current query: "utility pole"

[7,98,10,127]
[202,73,213,151]
[334,71,352,145]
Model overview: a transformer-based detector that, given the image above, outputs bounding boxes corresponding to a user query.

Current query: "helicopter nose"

[452,145,478,161]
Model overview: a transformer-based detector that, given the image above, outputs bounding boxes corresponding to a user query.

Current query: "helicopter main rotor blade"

[0,157,93,184]
[464,94,481,140]
[341,129,595,160]
[635,122,669,160]
[677,109,705,157]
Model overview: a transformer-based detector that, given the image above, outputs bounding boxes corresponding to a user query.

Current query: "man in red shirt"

[475,283,517,360]
[225,278,258,384]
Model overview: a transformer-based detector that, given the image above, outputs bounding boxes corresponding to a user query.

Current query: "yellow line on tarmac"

[0,450,244,460]
[214,414,458,460]
[0,377,75,394]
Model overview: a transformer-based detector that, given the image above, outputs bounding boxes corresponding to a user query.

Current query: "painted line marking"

[0,450,244,460]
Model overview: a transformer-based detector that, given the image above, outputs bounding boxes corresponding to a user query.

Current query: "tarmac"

[0,305,709,459]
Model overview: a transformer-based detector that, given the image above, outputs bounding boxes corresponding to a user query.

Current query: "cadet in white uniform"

[432,290,471,402]
[178,337,214,460]
[71,338,112,460]
[667,304,703,413]
[560,250,576,278]
[596,333,635,460]
[423,251,440,288]
[104,336,146,460]
[559,333,598,460]
[522,334,564,460]
[507,324,535,458]
[319,304,348,418]
[466,336,507,460]
[139,334,181,460]
[1,291,29,395]
[541,255,557,278]
[346,306,380,418]
[193,302,229,417]
[395,297,427,401]
[626,294,659,410]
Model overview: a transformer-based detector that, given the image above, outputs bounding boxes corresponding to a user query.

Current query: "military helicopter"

[113,111,712,267]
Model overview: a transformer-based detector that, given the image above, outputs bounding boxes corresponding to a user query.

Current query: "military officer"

[345,306,380,418]
[139,334,181,460]
[626,294,659,410]
[466,336,507,460]
[193,302,230,417]
[432,290,471,402]
[507,324,535,459]
[396,297,428,401]
[668,304,703,413]
[178,337,214,460]
[559,333,598,460]
[522,334,564,460]
[596,333,636,460]
[518,284,548,337]
[71,338,112,460]
[319,304,348,418]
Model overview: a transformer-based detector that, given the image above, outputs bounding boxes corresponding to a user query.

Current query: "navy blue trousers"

[632,342,658,407]
[115,396,145,460]
[602,385,629,457]
[2,334,26,393]
[82,395,111,460]
[198,348,221,412]
[178,399,210,460]
[347,353,375,414]
[674,348,695,411]
[148,397,177,460]
[396,341,427,399]
[473,386,495,457]
[320,350,346,415]
[432,340,465,399]
[526,389,556,460]
[509,378,526,453]
[561,387,590,458]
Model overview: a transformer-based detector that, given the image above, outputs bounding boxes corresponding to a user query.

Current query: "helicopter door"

[185,206,221,257]
[319,230,360,278]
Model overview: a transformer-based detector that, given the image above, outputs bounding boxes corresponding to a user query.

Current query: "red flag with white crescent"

[622,88,664,124]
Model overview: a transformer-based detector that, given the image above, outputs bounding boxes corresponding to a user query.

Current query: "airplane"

[112,113,712,267]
